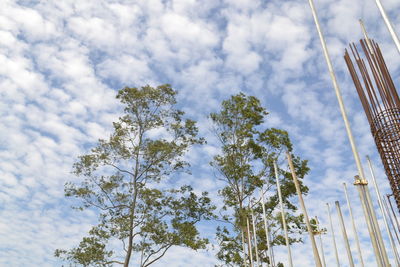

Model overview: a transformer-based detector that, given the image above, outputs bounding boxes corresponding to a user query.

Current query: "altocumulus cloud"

[1,0,400,266]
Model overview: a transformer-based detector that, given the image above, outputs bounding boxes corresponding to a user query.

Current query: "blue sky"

[1,0,400,266]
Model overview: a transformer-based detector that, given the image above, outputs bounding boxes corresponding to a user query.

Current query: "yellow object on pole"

[286,151,322,267]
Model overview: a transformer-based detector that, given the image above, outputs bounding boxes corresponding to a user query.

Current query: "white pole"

[261,188,272,267]
[336,201,355,267]
[374,0,400,55]
[251,210,261,267]
[286,151,322,267]
[383,196,400,246]
[242,231,249,267]
[274,161,293,267]
[247,217,254,267]
[343,183,365,267]
[366,156,399,265]
[315,216,326,267]
[326,203,341,267]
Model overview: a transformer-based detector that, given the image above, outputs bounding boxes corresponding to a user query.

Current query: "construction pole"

[336,201,355,267]
[383,195,400,246]
[274,161,293,267]
[326,203,341,267]
[247,217,254,267]
[315,217,326,267]
[343,183,365,267]
[367,156,400,266]
[388,194,400,235]
[307,2,385,263]
[260,188,272,267]
[286,151,322,267]
[354,176,385,267]
[251,210,261,267]
[241,231,249,267]
[373,0,400,55]
[363,178,391,266]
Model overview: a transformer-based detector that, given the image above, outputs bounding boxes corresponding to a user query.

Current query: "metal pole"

[343,183,365,267]
[315,217,326,267]
[242,231,249,267]
[307,0,367,183]
[374,0,400,55]
[383,196,400,246]
[261,188,272,267]
[326,203,341,267]
[388,194,400,235]
[251,210,261,267]
[355,176,385,267]
[286,151,322,267]
[364,178,391,266]
[367,156,400,266]
[335,201,355,267]
[274,161,293,267]
[247,217,254,267]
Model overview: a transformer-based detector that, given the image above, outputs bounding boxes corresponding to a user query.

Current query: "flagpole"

[274,161,293,267]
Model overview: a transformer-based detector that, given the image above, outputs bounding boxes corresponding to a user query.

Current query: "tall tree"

[210,93,310,266]
[55,84,215,267]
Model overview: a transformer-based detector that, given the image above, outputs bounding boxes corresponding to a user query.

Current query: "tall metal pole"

[241,231,249,267]
[315,217,326,267]
[274,161,293,267]
[247,217,254,267]
[251,210,261,267]
[367,156,400,266]
[261,188,272,267]
[363,180,391,266]
[343,183,365,267]
[388,194,400,235]
[335,201,355,267]
[383,195,400,246]
[355,176,385,267]
[373,0,400,55]
[286,151,322,267]
[326,203,340,267]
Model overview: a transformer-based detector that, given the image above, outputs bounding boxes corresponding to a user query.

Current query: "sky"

[1,0,400,266]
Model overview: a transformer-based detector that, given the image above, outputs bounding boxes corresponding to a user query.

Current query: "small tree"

[55,84,215,267]
[210,93,310,266]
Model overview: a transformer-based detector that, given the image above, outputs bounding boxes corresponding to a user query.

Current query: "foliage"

[55,85,215,267]
[210,93,310,266]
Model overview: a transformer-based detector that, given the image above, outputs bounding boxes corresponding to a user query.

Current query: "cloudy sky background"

[1,0,400,266]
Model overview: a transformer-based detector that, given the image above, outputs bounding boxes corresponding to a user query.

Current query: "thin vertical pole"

[383,196,400,246]
[326,203,341,267]
[315,217,326,267]
[286,151,322,267]
[261,188,272,267]
[343,183,365,267]
[364,177,391,266]
[355,177,384,267]
[242,231,249,267]
[251,210,261,267]
[374,0,400,55]
[388,194,400,235]
[367,156,400,266]
[336,201,355,267]
[274,161,293,267]
[247,217,254,267]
